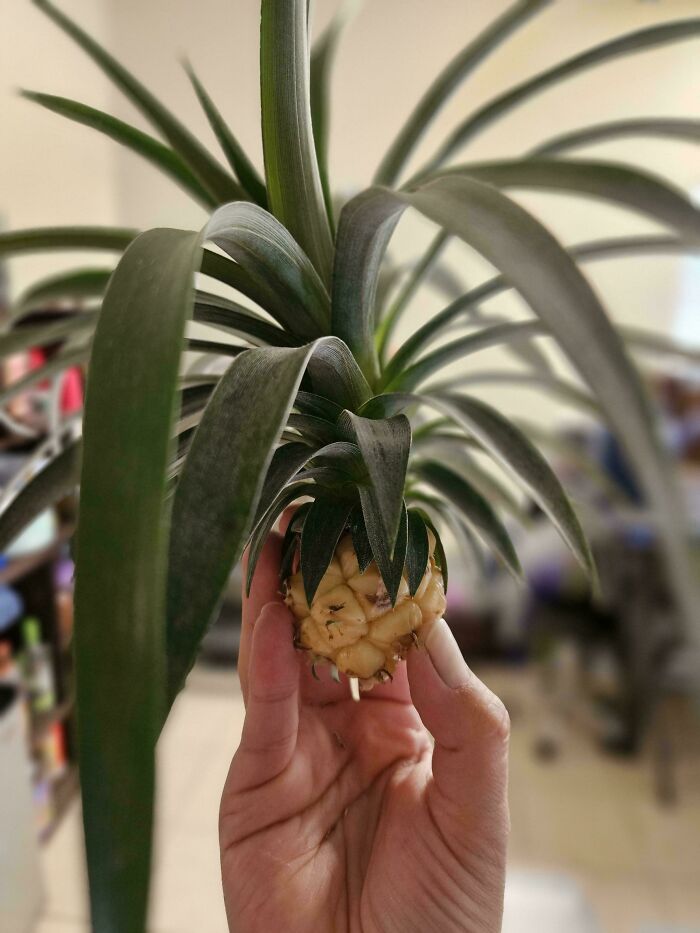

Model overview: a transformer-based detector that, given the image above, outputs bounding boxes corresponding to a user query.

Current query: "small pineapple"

[285,532,446,684]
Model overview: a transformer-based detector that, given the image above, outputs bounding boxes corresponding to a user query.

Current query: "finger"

[239,532,284,703]
[407,618,510,830]
[227,602,300,794]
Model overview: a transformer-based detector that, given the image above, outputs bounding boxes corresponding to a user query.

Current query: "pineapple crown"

[1,1,699,927]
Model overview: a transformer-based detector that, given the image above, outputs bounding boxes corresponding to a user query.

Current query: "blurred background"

[0,1,698,931]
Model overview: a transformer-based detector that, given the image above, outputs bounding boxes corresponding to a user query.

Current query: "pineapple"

[286,531,445,684]
[2,0,699,927]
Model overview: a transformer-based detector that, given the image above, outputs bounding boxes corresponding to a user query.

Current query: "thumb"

[407,618,510,831]
[227,602,300,795]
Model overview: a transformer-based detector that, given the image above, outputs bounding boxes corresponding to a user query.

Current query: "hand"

[220,525,510,933]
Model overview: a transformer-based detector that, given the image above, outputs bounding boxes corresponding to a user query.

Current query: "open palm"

[220,530,510,933]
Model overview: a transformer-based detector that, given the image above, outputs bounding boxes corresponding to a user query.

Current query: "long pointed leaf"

[0,442,81,551]
[338,411,411,555]
[385,234,696,377]
[0,226,135,257]
[376,230,449,362]
[184,62,268,207]
[530,118,700,157]
[21,90,217,209]
[415,459,521,577]
[301,497,354,602]
[374,0,551,185]
[423,17,700,169]
[74,227,203,932]
[166,340,338,699]
[261,0,334,284]
[34,0,245,204]
[348,180,700,640]
[310,1,360,226]
[359,498,408,604]
[332,190,405,383]
[0,313,96,360]
[16,268,113,313]
[305,336,372,411]
[432,393,593,576]
[405,508,430,596]
[205,202,330,338]
[433,159,700,243]
[387,320,545,392]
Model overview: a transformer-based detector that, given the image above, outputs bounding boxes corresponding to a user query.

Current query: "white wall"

[0,0,118,296]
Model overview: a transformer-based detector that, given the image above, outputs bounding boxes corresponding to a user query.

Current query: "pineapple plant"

[1,0,699,928]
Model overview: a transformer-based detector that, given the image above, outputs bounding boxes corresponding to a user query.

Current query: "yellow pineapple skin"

[285,533,446,684]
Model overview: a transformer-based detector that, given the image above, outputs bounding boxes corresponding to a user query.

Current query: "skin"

[220,521,510,933]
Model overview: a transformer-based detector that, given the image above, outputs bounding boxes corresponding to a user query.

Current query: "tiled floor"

[35,666,700,933]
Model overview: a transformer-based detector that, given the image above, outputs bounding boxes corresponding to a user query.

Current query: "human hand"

[220,523,510,933]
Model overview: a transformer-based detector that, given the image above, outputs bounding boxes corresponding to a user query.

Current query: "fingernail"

[423,618,471,688]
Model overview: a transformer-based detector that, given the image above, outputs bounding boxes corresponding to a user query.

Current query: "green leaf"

[414,459,521,577]
[21,90,217,209]
[287,413,339,446]
[433,159,700,243]
[185,337,247,358]
[386,320,546,392]
[405,509,429,595]
[194,292,295,347]
[374,0,551,185]
[295,391,344,422]
[432,393,594,577]
[376,230,450,362]
[621,325,700,365]
[422,16,700,169]
[338,412,411,555]
[360,499,408,604]
[255,440,358,524]
[387,234,697,374]
[310,1,360,226]
[184,61,268,207]
[393,174,697,633]
[255,442,315,524]
[260,0,334,284]
[301,497,354,602]
[167,342,328,699]
[413,508,448,592]
[0,313,96,360]
[332,190,405,383]
[305,336,372,411]
[0,442,81,551]
[414,435,528,521]
[431,371,598,413]
[74,227,202,933]
[16,267,112,313]
[34,0,245,204]
[205,201,330,338]
[530,117,700,157]
[245,479,318,596]
[349,506,375,573]
[0,225,135,257]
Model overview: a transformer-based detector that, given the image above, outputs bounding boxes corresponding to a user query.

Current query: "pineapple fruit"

[285,532,446,684]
